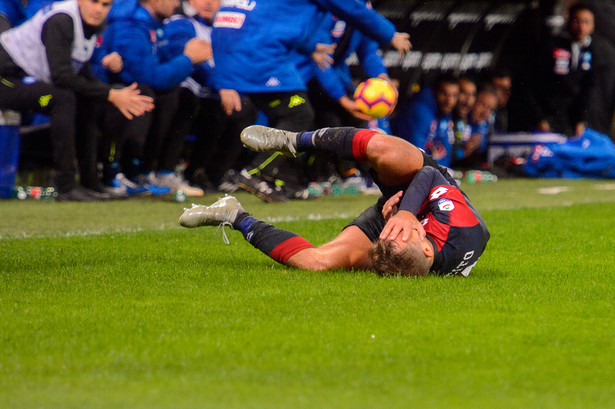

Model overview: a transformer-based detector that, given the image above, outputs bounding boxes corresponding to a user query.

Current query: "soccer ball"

[353,78,398,118]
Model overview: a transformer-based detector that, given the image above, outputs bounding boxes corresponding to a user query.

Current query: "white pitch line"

[0,213,356,240]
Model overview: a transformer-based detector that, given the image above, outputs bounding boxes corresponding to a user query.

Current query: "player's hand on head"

[379,209,426,242]
[381,190,403,221]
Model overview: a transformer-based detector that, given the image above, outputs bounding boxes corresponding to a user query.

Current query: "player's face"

[78,0,113,27]
[435,83,459,115]
[569,9,594,42]
[189,0,219,20]
[492,76,511,107]
[471,92,498,123]
[456,79,476,118]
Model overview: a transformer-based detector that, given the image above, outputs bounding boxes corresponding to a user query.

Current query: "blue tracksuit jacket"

[0,0,26,26]
[94,1,193,91]
[315,14,387,101]
[211,0,395,94]
[159,14,215,92]
[392,87,455,168]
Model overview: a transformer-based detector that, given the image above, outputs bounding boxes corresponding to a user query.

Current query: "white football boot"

[240,125,300,156]
[179,195,245,228]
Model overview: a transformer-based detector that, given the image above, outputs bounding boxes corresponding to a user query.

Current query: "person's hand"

[377,73,399,114]
[537,119,551,133]
[379,209,426,242]
[575,122,586,136]
[339,95,372,121]
[390,32,411,56]
[101,52,123,73]
[463,134,482,156]
[312,43,336,71]
[108,83,155,120]
[183,39,212,64]
[382,190,403,221]
[219,89,241,115]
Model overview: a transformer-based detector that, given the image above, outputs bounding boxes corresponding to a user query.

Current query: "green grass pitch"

[1,178,614,408]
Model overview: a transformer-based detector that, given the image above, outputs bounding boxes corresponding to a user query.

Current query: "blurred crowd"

[0,0,607,201]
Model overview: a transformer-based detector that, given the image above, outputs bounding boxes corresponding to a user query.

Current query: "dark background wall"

[367,0,615,137]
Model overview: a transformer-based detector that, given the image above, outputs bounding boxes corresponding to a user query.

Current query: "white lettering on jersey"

[449,251,476,276]
[221,0,256,10]
[214,11,246,29]
[429,186,449,200]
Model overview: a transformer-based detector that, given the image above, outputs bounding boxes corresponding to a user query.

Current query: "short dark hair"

[489,67,513,81]
[368,239,432,277]
[476,82,498,98]
[434,73,459,89]
[568,2,594,19]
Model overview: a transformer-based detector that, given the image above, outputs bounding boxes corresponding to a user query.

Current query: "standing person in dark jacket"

[529,2,595,137]
[96,0,211,196]
[0,0,154,201]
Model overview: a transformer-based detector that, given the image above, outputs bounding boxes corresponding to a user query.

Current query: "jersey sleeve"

[398,166,451,215]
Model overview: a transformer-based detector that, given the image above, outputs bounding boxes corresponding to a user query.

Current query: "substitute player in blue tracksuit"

[93,0,210,192]
[212,0,410,201]
[392,75,459,168]
[211,0,408,96]
[312,10,392,126]
[159,0,257,191]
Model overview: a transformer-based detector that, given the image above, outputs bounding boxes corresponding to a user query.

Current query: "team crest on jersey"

[553,47,571,75]
[438,198,455,211]
[214,11,246,29]
[149,30,157,44]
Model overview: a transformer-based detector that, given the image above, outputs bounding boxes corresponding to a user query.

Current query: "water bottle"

[13,186,27,200]
[174,189,186,203]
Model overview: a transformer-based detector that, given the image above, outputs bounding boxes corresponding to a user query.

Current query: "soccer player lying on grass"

[179,126,490,276]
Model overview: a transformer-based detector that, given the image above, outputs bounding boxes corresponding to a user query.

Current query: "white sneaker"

[109,173,150,196]
[179,195,245,228]
[240,125,299,156]
[155,172,204,197]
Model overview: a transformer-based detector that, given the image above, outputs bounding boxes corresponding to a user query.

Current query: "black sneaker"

[234,169,289,203]
[217,169,239,193]
[56,185,100,202]
[84,183,124,200]
[275,180,320,200]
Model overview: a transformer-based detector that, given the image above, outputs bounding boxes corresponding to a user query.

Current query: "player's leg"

[241,126,424,186]
[285,226,372,270]
[179,195,372,271]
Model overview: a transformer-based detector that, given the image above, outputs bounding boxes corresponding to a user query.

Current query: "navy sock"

[233,213,314,264]
[296,127,362,160]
